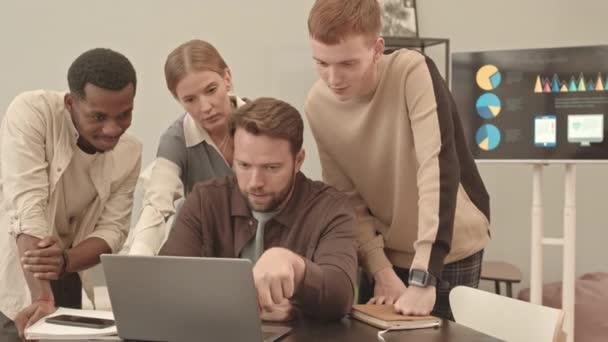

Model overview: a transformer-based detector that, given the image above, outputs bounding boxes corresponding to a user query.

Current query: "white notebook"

[25,307,119,340]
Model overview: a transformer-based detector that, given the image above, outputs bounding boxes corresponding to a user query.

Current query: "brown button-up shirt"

[159,172,357,320]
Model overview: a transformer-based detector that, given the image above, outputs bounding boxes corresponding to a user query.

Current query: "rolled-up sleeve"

[295,195,358,320]
[158,183,205,257]
[129,157,184,255]
[87,147,141,253]
[1,93,52,239]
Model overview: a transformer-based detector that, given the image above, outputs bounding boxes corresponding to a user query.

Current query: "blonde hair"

[308,0,381,45]
[164,39,229,97]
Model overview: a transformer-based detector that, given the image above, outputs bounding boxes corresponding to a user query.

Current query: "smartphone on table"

[45,314,115,329]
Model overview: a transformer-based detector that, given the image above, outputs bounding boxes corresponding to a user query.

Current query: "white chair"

[450,285,565,342]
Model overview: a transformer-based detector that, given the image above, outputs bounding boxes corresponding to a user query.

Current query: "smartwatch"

[408,269,438,288]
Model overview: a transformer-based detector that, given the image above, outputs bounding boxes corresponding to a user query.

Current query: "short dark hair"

[228,97,304,156]
[67,48,137,99]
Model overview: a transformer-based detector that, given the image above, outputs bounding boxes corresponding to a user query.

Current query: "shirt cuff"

[359,234,392,275]
[412,242,448,279]
[296,258,323,305]
[7,210,47,239]
[128,239,158,256]
[86,228,126,254]
[294,258,354,320]
[361,246,393,275]
[129,206,175,255]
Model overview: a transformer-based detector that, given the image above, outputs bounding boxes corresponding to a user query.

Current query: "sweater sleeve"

[405,55,459,278]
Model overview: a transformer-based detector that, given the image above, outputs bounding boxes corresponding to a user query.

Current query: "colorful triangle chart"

[535,73,608,93]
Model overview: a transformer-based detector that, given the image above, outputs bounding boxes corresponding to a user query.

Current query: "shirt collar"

[183,95,245,148]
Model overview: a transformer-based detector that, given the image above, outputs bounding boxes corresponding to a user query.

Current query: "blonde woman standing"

[129,40,245,255]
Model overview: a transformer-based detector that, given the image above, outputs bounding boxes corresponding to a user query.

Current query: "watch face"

[409,269,428,286]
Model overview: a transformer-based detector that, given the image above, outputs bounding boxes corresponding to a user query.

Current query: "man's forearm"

[295,261,354,320]
[16,234,54,301]
[66,237,111,273]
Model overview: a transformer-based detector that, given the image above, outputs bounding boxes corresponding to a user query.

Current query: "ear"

[294,148,305,173]
[223,68,233,92]
[64,93,74,112]
[373,37,385,62]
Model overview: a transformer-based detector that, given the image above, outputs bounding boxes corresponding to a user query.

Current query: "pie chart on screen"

[475,124,501,151]
[476,93,502,119]
[476,65,502,90]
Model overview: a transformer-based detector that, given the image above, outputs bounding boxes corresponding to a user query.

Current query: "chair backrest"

[450,286,565,342]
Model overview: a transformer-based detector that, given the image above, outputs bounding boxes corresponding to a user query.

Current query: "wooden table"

[36,317,501,342]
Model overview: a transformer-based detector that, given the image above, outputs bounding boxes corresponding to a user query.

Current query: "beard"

[243,172,296,213]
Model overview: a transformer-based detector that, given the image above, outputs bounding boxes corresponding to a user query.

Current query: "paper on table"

[25,307,118,340]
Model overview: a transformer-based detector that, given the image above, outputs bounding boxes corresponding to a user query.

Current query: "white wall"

[0,1,318,177]
[1,0,606,292]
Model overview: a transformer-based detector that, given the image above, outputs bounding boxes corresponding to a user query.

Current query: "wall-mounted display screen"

[452,45,608,162]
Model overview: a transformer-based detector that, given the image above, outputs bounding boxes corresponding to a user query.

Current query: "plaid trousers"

[359,249,484,320]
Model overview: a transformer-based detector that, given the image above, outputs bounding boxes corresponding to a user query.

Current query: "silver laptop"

[101,255,291,342]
